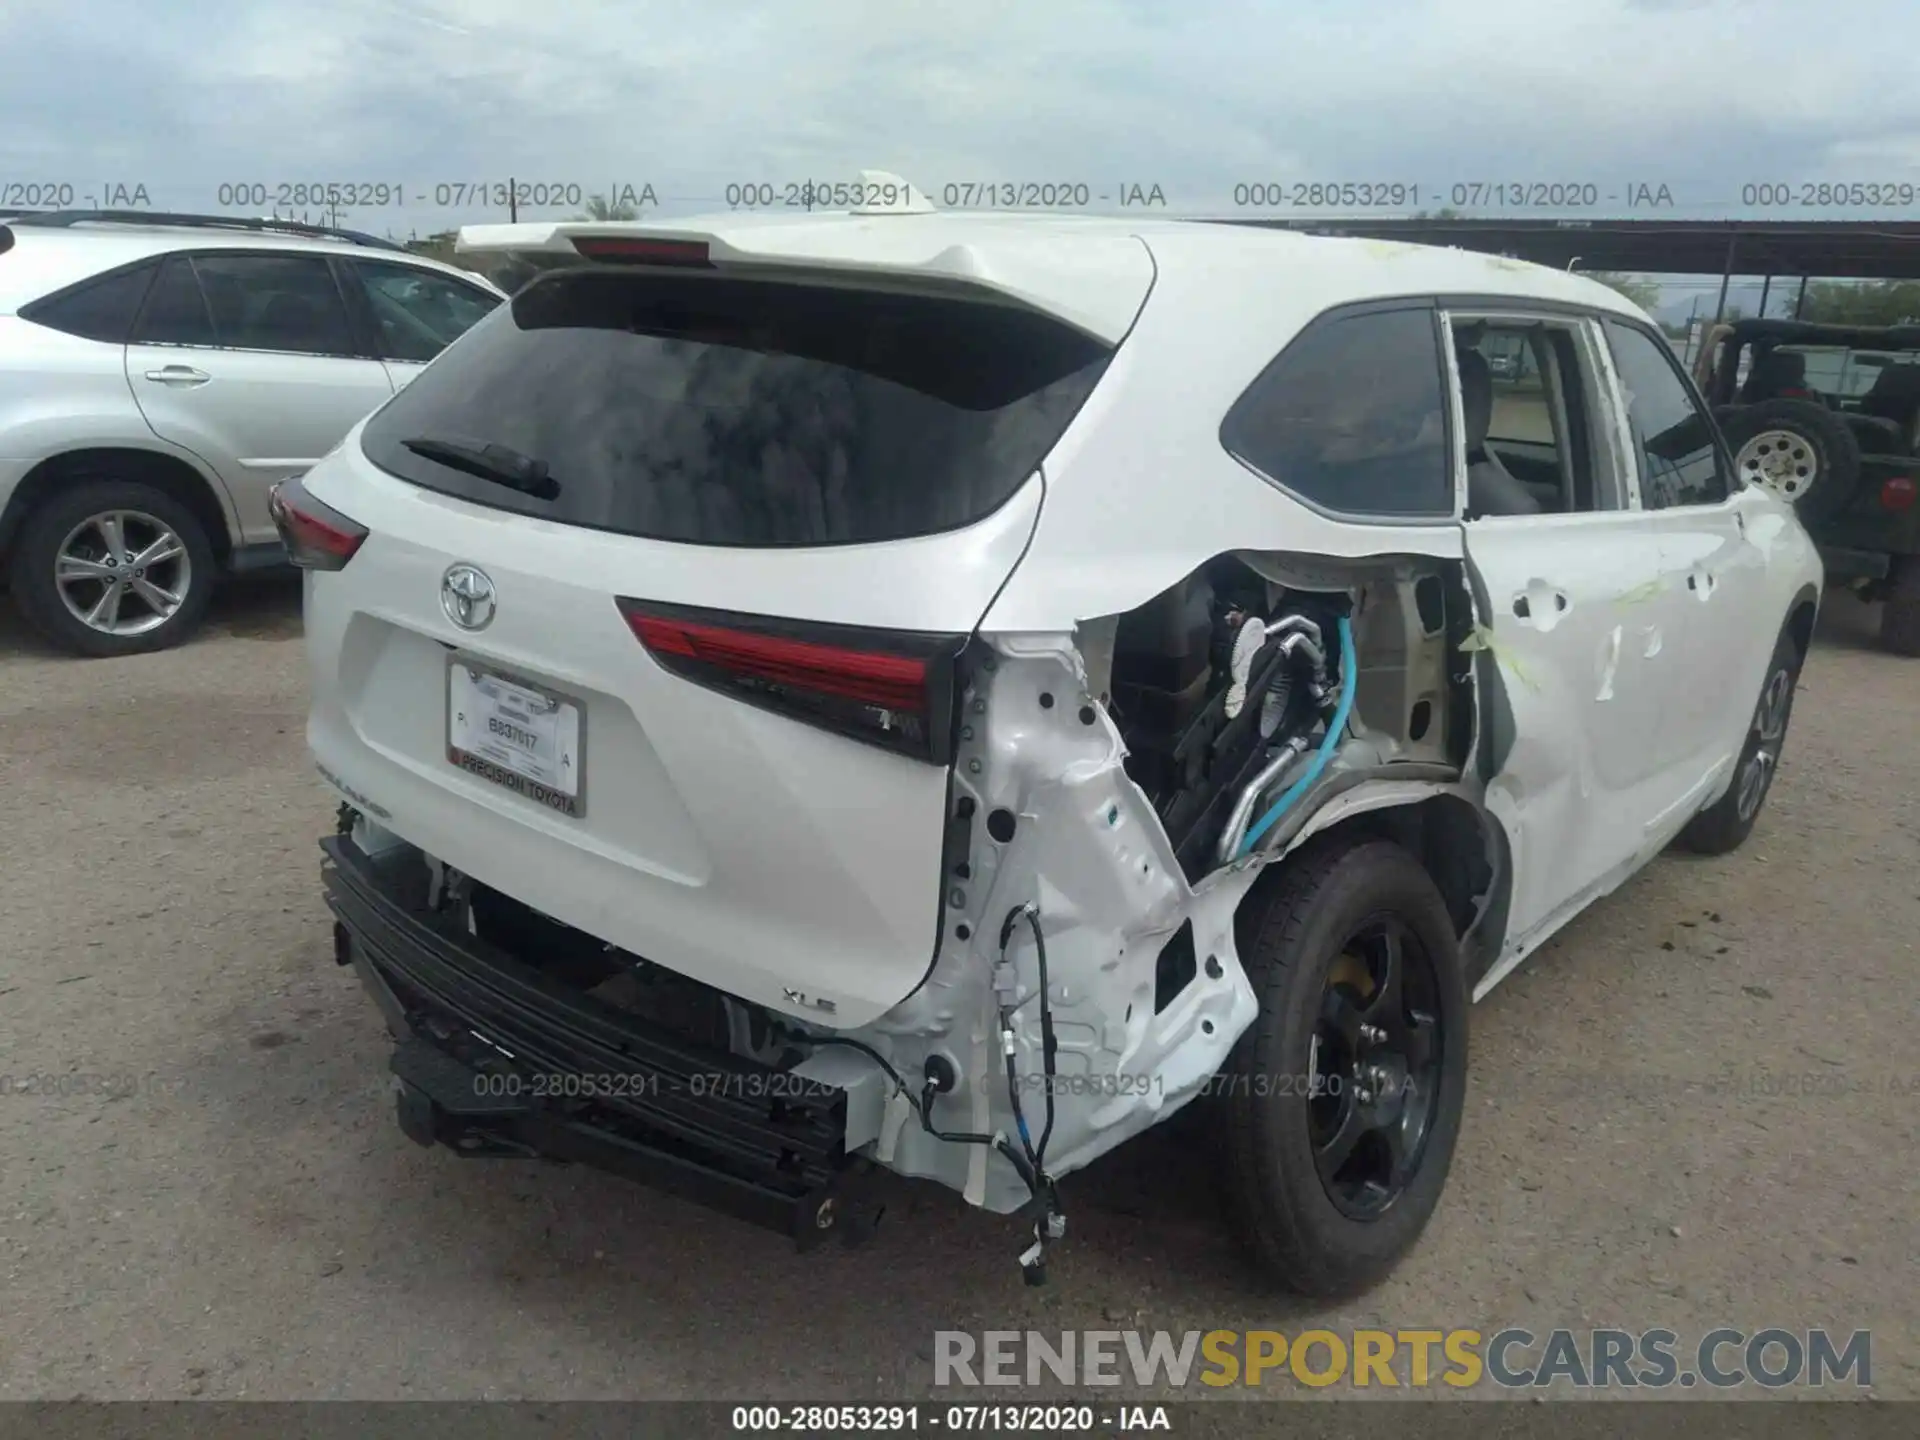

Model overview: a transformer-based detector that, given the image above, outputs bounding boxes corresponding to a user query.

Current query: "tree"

[403,228,459,264]
[1585,271,1661,312]
[1795,279,1920,327]
[576,193,641,222]
[475,194,647,287]
[402,228,494,277]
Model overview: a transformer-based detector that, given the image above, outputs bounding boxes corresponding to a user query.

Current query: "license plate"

[446,658,584,817]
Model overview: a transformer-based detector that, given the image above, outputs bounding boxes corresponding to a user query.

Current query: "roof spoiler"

[456,169,937,259]
[457,172,1152,345]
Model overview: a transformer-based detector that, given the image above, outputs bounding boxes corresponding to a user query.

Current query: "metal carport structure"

[1228,217,1920,321]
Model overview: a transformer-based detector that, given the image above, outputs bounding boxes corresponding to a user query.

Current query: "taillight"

[1882,477,1917,513]
[572,236,713,267]
[269,476,367,570]
[616,599,964,763]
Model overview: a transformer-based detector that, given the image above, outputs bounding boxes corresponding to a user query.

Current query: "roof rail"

[3,210,407,253]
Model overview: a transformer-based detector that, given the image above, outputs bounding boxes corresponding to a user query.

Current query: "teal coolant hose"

[1236,612,1356,857]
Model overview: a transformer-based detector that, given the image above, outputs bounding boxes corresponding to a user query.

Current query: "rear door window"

[132,257,217,347]
[357,270,1112,547]
[189,254,359,357]
[1449,316,1618,515]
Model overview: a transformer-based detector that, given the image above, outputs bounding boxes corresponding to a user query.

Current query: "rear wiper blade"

[401,436,559,500]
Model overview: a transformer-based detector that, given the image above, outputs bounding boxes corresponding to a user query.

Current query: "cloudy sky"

[4,0,1918,272]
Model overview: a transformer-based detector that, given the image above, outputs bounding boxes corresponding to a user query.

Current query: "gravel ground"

[1,578,1915,1403]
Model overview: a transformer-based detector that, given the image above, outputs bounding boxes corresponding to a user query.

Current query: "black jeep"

[1697,319,1920,654]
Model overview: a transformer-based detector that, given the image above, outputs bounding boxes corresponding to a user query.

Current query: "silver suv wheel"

[55,509,193,636]
[13,477,217,657]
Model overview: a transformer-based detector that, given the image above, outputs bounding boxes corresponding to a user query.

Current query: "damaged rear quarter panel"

[854,633,1260,1211]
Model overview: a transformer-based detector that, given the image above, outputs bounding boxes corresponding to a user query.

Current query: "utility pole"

[508,176,518,224]
[1711,233,1739,326]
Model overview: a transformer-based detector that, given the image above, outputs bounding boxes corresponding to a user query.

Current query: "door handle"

[144,365,210,386]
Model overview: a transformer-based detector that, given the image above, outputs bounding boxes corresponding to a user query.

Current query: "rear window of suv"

[359,269,1114,547]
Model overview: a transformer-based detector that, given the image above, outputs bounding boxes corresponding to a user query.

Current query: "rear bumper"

[320,833,878,1246]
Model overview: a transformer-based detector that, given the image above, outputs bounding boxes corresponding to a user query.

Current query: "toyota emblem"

[441,563,497,631]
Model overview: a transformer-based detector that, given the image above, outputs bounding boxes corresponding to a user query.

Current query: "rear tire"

[1720,400,1862,525]
[1215,836,1468,1298]
[1883,558,1920,658]
[10,479,217,658]
[1678,631,1801,855]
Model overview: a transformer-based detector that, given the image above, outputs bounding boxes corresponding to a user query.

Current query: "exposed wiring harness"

[797,1029,1051,1244]
[794,1034,1006,1152]
[795,900,1066,1285]
[1236,610,1358,857]
[996,901,1065,1285]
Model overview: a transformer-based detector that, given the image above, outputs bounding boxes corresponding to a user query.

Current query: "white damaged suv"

[290,187,1822,1295]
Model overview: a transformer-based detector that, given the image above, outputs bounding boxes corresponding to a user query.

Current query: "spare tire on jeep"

[1720,399,1863,525]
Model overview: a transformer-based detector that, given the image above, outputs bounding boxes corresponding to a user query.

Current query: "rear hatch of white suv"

[296,227,1149,1027]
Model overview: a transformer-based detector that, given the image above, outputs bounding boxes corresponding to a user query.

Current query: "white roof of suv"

[458,209,1650,343]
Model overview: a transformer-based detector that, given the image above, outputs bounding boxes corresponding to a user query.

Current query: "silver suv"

[0,211,505,656]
